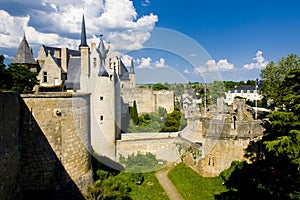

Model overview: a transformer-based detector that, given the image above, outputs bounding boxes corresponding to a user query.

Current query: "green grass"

[168,163,227,200]
[128,171,169,200]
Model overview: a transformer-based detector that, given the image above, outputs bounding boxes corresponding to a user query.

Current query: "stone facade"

[121,87,174,114]
[0,92,93,200]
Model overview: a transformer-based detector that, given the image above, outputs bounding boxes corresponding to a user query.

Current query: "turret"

[79,14,90,91]
[129,59,136,88]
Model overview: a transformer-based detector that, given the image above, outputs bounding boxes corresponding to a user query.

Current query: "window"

[99,96,104,101]
[43,71,47,82]
[100,115,104,121]
[93,57,97,68]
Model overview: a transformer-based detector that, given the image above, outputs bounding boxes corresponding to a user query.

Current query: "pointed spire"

[130,59,135,74]
[12,34,37,65]
[97,36,107,59]
[79,14,88,48]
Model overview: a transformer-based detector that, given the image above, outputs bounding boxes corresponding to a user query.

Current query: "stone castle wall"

[118,118,264,177]
[117,135,191,163]
[0,92,21,200]
[121,88,174,114]
[20,93,93,199]
[0,92,93,200]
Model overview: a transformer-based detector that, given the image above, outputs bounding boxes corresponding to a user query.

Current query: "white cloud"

[184,69,190,74]
[155,58,165,68]
[136,57,166,69]
[194,59,235,74]
[137,57,152,69]
[0,0,158,53]
[243,51,268,70]
[120,54,133,66]
[142,0,150,6]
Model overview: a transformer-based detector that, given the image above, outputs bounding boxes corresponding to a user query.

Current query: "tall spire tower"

[79,14,90,90]
[79,14,88,48]
[129,58,136,88]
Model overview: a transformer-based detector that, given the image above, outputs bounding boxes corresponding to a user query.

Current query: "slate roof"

[79,15,88,48]
[12,35,37,65]
[43,46,81,57]
[119,60,130,80]
[64,57,81,89]
[229,85,256,93]
[130,59,135,74]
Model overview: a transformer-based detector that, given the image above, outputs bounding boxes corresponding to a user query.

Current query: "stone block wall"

[0,92,21,200]
[20,93,93,199]
[121,88,174,114]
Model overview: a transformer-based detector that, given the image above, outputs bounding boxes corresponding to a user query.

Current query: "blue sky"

[1,0,300,83]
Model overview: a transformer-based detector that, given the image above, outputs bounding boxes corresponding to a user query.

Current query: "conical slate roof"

[130,58,135,74]
[12,35,37,65]
[79,15,88,48]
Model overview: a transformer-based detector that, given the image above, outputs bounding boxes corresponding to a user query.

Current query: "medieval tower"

[78,15,121,161]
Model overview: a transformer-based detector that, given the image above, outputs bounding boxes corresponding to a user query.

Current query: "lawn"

[168,163,227,200]
[128,171,169,200]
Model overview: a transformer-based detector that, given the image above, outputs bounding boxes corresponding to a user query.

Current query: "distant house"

[224,85,262,105]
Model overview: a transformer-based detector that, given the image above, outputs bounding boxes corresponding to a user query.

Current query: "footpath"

[155,164,184,200]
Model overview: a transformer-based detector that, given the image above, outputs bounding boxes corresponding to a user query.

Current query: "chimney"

[61,47,68,73]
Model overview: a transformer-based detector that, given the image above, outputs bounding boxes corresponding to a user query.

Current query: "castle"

[1,15,265,199]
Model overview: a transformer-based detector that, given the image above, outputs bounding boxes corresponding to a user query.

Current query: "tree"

[207,81,225,104]
[151,83,168,91]
[129,100,139,125]
[0,55,11,90]
[7,63,39,93]
[260,54,300,109]
[119,152,161,172]
[0,56,38,93]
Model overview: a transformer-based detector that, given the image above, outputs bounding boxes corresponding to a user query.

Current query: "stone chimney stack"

[61,47,68,73]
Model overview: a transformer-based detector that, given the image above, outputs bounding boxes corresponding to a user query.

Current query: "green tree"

[7,63,38,93]
[208,81,225,104]
[129,100,139,125]
[260,54,300,109]
[119,152,161,172]
[0,55,11,90]
[151,83,168,91]
[161,108,186,132]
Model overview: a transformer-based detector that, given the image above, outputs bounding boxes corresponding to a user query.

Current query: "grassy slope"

[168,163,227,200]
[128,171,169,200]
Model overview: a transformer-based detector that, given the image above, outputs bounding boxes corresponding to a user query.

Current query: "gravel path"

[155,164,184,200]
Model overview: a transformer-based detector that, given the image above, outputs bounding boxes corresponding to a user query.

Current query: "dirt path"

[155,164,184,200]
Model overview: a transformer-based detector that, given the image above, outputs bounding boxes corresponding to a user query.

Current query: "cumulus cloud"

[136,57,166,69]
[243,51,268,69]
[137,57,152,69]
[155,58,165,68]
[141,0,151,6]
[184,69,190,74]
[194,59,235,74]
[0,0,158,53]
[120,54,133,66]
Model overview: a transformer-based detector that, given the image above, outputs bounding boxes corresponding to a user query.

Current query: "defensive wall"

[0,92,93,200]
[117,117,264,176]
[0,92,21,200]
[121,88,174,114]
